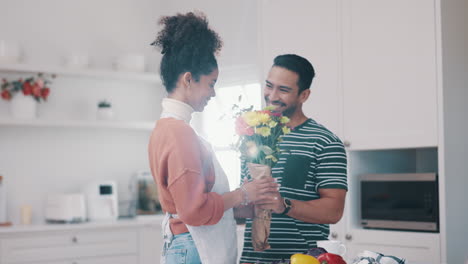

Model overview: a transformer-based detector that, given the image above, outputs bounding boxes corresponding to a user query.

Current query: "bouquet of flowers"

[1,73,55,102]
[235,105,291,251]
[235,105,291,166]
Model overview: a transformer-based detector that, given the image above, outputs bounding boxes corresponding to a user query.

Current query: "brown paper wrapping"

[247,162,272,251]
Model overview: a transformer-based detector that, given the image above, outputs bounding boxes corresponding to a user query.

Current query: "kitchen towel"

[352,250,406,264]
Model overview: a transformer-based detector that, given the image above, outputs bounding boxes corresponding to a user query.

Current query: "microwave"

[360,173,439,232]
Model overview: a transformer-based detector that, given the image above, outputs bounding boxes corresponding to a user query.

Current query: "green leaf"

[265,155,278,162]
[260,145,273,155]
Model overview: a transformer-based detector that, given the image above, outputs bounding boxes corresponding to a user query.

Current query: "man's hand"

[255,188,347,224]
[255,191,285,214]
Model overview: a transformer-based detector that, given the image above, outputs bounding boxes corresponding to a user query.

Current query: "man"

[238,54,348,263]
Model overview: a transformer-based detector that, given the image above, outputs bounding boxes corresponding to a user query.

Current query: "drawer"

[13,255,138,264]
[2,229,138,263]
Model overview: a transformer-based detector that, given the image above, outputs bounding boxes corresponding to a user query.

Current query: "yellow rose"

[258,113,271,124]
[256,126,271,137]
[282,126,291,134]
[280,116,290,124]
[268,121,278,128]
[243,112,261,127]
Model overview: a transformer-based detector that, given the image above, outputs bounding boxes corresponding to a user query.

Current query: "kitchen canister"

[20,205,32,225]
[10,94,37,119]
[0,40,21,64]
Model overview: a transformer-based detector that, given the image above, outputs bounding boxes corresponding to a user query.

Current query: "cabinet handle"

[331,232,338,239]
[72,236,78,243]
[345,234,352,241]
[343,140,351,147]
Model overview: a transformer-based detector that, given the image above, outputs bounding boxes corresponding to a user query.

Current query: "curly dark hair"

[152,11,223,93]
[273,54,315,93]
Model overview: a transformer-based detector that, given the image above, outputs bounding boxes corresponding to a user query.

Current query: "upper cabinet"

[341,0,438,150]
[258,0,343,138]
[258,0,439,150]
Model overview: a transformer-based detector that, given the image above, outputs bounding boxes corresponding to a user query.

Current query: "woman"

[148,12,279,264]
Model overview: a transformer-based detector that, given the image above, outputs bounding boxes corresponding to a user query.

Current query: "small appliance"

[136,171,161,215]
[118,172,139,218]
[84,181,118,221]
[360,173,439,232]
[45,193,86,223]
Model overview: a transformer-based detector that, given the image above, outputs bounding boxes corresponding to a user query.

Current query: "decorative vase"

[97,107,114,120]
[10,95,37,119]
[247,162,273,252]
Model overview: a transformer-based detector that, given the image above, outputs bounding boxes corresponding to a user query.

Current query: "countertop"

[0,214,165,235]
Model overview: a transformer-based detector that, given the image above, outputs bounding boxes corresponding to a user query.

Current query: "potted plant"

[97,100,114,120]
[1,73,55,119]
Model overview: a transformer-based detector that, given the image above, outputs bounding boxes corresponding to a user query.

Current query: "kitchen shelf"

[0,63,161,84]
[0,118,155,131]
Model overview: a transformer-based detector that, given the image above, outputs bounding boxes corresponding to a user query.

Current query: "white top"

[159,98,238,264]
[160,98,194,124]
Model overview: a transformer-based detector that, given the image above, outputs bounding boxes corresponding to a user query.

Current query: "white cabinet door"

[259,0,343,137]
[344,229,441,264]
[75,255,138,264]
[138,224,162,264]
[16,255,138,264]
[1,229,137,263]
[342,0,438,150]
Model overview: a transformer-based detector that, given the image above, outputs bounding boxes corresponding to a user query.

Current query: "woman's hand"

[242,177,280,203]
[255,191,285,214]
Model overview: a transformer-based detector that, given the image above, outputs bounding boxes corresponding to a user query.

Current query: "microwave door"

[361,176,439,232]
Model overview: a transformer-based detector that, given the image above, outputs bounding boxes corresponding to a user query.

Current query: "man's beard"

[265,98,297,118]
[281,104,297,118]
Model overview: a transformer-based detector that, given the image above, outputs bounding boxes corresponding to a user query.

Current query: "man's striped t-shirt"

[239,118,348,263]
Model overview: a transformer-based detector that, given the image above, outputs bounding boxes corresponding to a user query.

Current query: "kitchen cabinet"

[7,255,138,264]
[345,229,440,264]
[257,0,455,263]
[341,0,438,150]
[258,0,439,151]
[336,0,468,262]
[2,230,137,263]
[258,0,343,138]
[332,147,441,263]
[0,217,163,264]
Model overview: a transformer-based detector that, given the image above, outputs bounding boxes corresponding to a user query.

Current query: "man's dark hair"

[152,11,223,93]
[273,54,315,93]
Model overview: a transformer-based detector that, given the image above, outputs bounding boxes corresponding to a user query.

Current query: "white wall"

[159,0,260,86]
[0,0,161,72]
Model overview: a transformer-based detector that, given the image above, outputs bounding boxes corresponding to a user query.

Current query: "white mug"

[316,240,347,256]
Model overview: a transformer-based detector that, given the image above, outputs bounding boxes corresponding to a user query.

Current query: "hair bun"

[152,11,222,56]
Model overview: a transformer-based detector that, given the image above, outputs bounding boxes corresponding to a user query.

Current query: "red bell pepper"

[317,253,347,264]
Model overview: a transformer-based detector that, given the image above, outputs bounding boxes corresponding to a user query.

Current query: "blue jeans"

[163,232,201,264]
